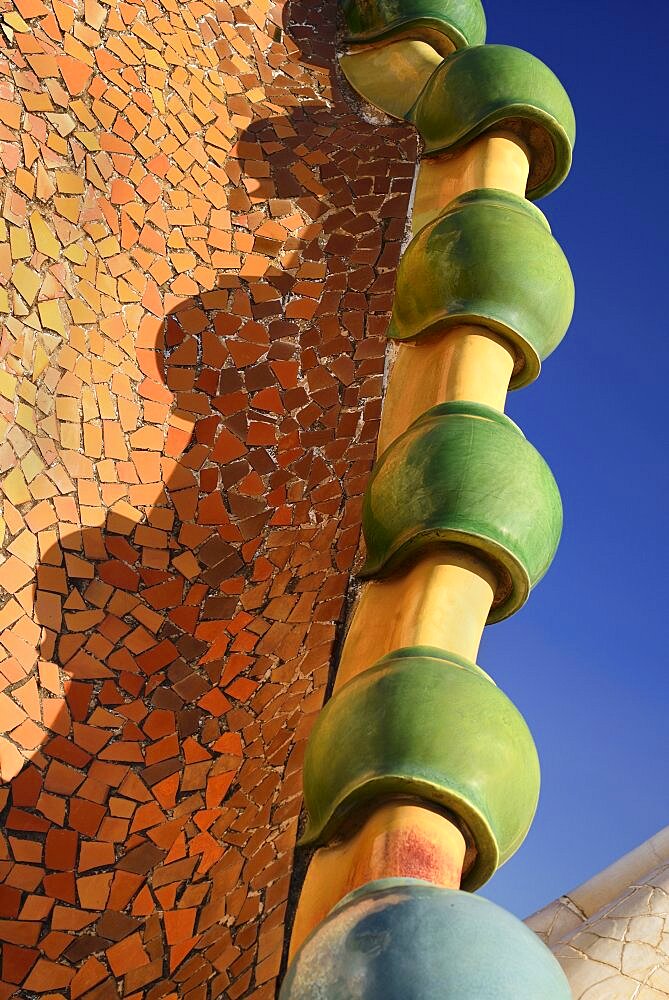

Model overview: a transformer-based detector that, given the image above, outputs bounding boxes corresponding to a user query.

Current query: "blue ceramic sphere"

[281,879,571,999]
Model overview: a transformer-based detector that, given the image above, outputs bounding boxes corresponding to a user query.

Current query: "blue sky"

[477,0,669,917]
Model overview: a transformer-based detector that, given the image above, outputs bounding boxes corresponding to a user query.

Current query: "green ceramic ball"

[409,44,576,199]
[341,0,486,55]
[389,189,575,389]
[300,647,540,889]
[361,400,563,622]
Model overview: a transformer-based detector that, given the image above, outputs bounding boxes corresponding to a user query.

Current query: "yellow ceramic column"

[336,548,496,689]
[289,122,531,955]
[289,804,470,959]
[284,18,576,995]
[339,40,444,120]
[349,131,530,687]
[378,325,515,455]
[412,131,530,233]
[378,131,528,455]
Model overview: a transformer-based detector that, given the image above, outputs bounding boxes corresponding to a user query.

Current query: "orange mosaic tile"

[0,0,416,993]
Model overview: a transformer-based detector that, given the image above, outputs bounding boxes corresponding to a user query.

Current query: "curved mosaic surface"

[546,869,669,1000]
[0,0,417,994]
[528,830,669,999]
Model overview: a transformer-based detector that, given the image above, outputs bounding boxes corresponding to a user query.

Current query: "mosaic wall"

[0,0,416,993]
